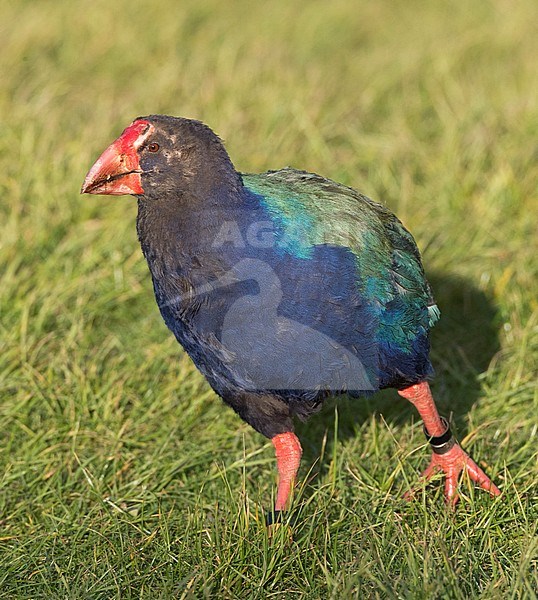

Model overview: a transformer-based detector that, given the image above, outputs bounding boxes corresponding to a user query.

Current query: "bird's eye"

[148,142,160,153]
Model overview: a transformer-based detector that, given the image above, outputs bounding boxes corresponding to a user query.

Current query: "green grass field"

[1,0,537,597]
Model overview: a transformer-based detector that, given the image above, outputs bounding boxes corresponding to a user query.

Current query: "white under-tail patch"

[428,304,441,327]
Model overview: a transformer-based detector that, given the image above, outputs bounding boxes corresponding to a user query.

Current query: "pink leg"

[399,382,501,503]
[271,432,303,511]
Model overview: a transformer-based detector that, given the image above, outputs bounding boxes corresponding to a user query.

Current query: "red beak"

[81,120,153,196]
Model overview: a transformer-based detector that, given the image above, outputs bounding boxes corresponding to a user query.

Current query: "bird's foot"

[265,511,294,542]
[406,442,501,504]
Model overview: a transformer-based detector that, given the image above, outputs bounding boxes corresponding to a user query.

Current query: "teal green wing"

[243,167,439,330]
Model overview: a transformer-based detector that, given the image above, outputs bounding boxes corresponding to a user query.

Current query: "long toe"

[431,443,501,503]
[403,460,440,500]
[461,453,501,496]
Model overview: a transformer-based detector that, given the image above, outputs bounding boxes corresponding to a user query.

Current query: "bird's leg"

[399,381,501,503]
[266,432,302,525]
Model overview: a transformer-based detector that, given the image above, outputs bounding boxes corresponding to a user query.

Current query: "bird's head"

[81,115,239,199]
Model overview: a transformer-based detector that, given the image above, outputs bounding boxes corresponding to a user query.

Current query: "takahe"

[82,115,500,520]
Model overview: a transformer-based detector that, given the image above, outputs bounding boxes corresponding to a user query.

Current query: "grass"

[0,0,537,597]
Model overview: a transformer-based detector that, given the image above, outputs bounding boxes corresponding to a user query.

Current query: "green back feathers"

[243,168,439,329]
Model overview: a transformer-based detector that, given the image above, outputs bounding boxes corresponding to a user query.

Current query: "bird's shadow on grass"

[295,270,501,477]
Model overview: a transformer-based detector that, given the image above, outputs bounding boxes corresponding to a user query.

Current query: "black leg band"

[423,416,456,455]
[265,510,285,526]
